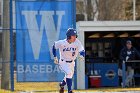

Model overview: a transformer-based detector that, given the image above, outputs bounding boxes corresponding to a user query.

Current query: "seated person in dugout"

[119,40,140,87]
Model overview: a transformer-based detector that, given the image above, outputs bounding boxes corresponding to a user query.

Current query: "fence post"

[10,0,14,91]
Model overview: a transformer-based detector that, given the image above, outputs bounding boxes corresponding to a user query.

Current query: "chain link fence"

[0,32,59,92]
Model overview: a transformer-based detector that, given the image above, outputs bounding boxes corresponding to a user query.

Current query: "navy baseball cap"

[126,40,132,44]
[66,28,77,39]
[66,28,77,37]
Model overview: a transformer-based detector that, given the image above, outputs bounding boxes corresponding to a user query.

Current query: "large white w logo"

[22,11,65,59]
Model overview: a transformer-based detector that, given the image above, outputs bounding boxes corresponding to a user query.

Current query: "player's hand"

[79,56,84,61]
[126,56,129,61]
[54,57,58,64]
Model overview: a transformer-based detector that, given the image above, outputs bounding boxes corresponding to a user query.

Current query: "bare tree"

[76,0,140,21]
[98,0,127,20]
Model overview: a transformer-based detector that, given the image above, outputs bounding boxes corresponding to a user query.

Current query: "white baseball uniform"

[54,38,84,79]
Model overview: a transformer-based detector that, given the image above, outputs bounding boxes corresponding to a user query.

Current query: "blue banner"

[16,0,76,81]
[94,63,119,87]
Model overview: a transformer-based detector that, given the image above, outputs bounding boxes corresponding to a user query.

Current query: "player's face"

[70,35,76,42]
[126,43,132,50]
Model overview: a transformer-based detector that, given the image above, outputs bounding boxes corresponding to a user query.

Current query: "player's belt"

[66,61,72,63]
[61,59,72,63]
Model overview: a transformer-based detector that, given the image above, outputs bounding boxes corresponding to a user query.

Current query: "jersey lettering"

[63,47,76,52]
[72,52,75,56]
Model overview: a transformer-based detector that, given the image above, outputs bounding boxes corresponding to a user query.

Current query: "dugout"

[76,21,140,89]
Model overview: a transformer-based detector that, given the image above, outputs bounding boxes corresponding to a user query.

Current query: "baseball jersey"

[54,38,84,61]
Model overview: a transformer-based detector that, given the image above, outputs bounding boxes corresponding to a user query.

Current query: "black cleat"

[59,83,64,93]
[69,90,74,93]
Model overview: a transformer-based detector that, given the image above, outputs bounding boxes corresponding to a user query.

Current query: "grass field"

[0,75,140,93]
[0,87,140,93]
[0,82,140,93]
[0,82,59,93]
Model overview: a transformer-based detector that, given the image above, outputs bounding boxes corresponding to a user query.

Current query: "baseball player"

[52,28,85,93]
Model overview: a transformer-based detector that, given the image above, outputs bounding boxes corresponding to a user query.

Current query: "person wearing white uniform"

[52,28,85,93]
